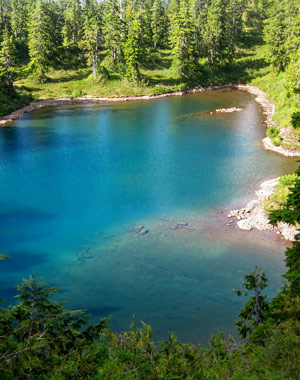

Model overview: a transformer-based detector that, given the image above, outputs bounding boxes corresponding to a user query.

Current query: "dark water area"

[0,89,297,343]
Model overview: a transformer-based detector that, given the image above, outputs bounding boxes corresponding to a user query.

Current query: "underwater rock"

[171,221,188,230]
[139,229,149,236]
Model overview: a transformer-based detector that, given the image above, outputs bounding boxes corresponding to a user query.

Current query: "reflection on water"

[0,90,297,343]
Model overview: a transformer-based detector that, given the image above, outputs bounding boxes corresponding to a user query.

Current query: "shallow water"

[0,90,297,343]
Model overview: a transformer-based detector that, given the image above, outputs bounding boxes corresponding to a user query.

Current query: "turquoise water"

[0,89,297,343]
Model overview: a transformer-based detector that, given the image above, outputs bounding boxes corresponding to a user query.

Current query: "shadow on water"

[0,208,56,226]
[0,251,48,272]
[0,285,18,304]
[86,305,120,316]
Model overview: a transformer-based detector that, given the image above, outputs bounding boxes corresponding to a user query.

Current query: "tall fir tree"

[151,0,167,49]
[28,0,52,81]
[0,27,16,91]
[123,8,145,80]
[169,0,197,79]
[81,0,103,78]
[62,0,82,49]
[103,0,124,63]
[10,0,29,43]
[202,0,225,67]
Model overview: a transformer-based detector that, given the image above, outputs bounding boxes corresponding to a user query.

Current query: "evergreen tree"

[0,27,16,91]
[10,0,29,43]
[27,0,52,81]
[0,274,107,378]
[225,0,244,59]
[202,0,225,67]
[62,0,82,49]
[81,1,103,78]
[151,0,167,48]
[123,9,145,80]
[103,0,123,63]
[233,266,269,338]
[264,5,287,71]
[169,0,197,79]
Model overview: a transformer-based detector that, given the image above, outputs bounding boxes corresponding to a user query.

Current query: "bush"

[266,126,280,138]
[291,112,300,129]
[279,174,299,186]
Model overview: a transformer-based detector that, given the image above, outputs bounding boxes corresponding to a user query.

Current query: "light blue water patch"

[0,89,297,343]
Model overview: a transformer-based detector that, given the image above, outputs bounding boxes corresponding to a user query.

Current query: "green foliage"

[264,174,298,212]
[103,0,124,64]
[291,112,300,129]
[123,10,145,81]
[169,0,198,79]
[266,126,279,139]
[233,266,269,339]
[80,1,103,78]
[0,274,108,379]
[0,26,17,91]
[27,0,52,82]
[269,165,300,226]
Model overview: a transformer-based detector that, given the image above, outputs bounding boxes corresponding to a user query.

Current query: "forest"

[0,0,300,378]
[0,0,299,133]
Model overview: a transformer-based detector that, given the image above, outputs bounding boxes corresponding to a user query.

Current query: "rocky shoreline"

[0,83,299,156]
[228,177,298,241]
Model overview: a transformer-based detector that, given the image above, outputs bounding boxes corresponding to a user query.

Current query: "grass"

[264,174,298,212]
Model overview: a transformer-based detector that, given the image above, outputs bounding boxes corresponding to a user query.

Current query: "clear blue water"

[0,90,297,343]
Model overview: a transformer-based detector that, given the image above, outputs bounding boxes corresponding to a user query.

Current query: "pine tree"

[123,9,145,80]
[264,5,287,72]
[169,0,197,79]
[103,0,123,63]
[233,266,269,338]
[225,0,244,59]
[62,0,82,49]
[10,0,29,43]
[151,0,167,49]
[28,0,52,82]
[0,27,16,92]
[81,1,103,78]
[202,0,225,67]
[0,274,107,378]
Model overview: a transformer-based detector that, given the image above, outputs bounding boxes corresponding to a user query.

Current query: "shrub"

[291,112,300,129]
[266,126,280,138]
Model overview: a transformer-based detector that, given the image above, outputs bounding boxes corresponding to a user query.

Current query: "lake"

[0,89,297,343]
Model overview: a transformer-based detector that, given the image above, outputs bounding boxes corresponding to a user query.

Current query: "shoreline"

[228,177,298,241]
[1,83,300,157]
[1,82,299,240]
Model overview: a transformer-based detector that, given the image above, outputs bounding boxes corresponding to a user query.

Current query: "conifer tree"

[123,10,145,80]
[151,0,167,49]
[264,6,287,71]
[225,0,244,59]
[103,0,123,63]
[10,0,29,43]
[169,0,197,79]
[202,0,225,67]
[62,0,82,49]
[81,1,103,78]
[28,0,52,82]
[0,27,17,91]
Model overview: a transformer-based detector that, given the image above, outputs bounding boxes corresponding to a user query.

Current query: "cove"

[0,89,298,343]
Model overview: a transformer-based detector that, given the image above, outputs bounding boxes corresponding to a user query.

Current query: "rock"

[171,221,189,230]
[139,229,149,236]
[214,107,243,113]
[177,221,188,226]
[82,253,93,259]
[228,177,298,241]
